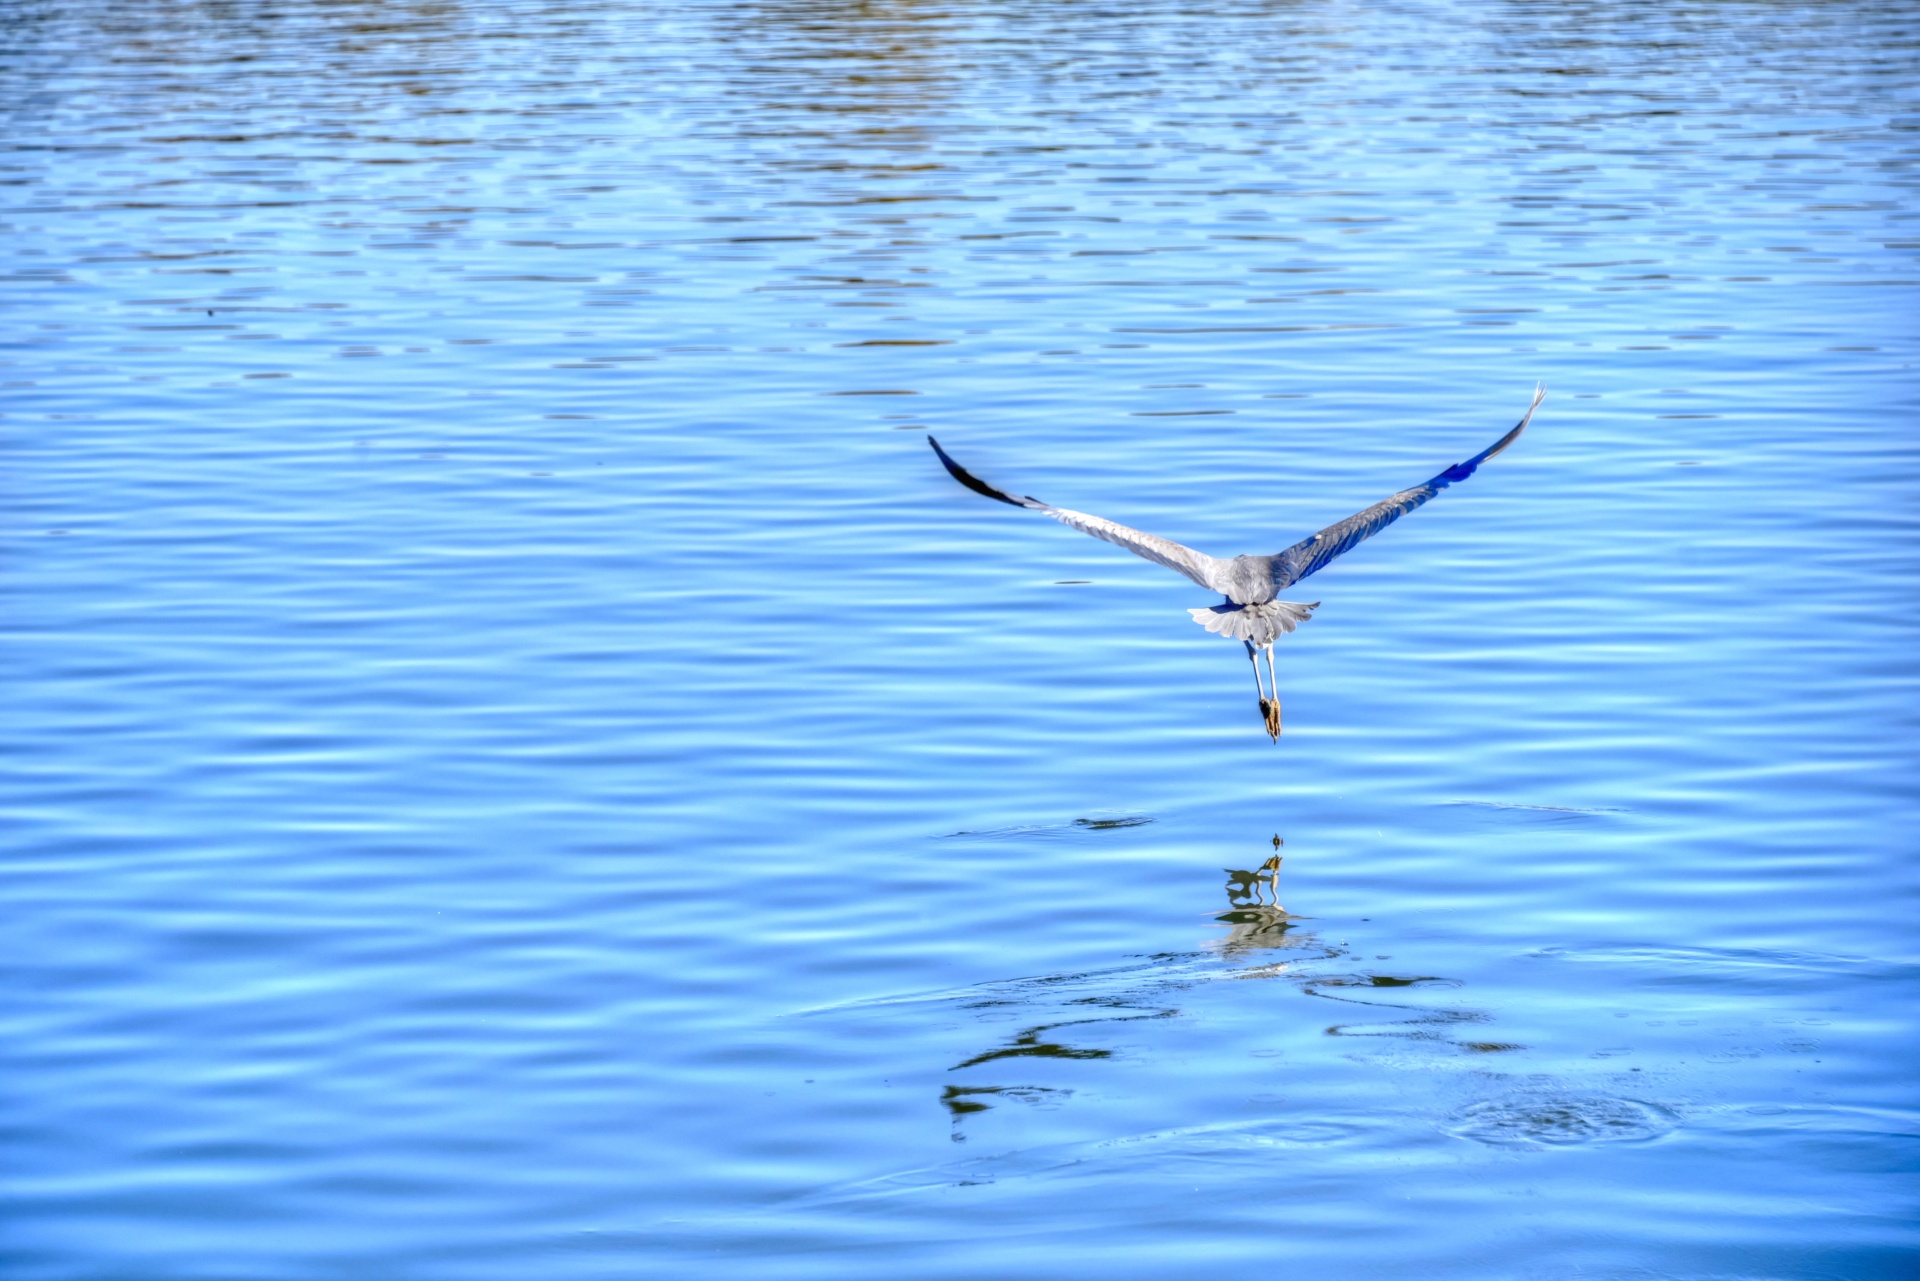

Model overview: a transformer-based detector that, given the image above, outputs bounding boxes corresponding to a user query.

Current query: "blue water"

[5,1,1918,1276]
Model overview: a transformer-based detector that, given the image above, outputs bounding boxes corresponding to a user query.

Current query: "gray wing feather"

[1268,386,1543,591]
[930,436,1223,591]
[1039,506,1222,591]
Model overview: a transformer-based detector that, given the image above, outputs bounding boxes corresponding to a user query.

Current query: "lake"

[4,1,1917,1276]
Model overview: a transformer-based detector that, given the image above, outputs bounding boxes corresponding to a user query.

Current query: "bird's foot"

[1258,697,1281,741]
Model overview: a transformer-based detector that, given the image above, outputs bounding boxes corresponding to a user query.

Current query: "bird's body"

[930,386,1545,739]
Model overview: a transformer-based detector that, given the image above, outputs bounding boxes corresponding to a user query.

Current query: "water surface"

[4,1,1918,1276]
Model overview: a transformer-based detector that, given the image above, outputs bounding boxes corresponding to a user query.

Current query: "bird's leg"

[1247,642,1279,741]
[1245,641,1268,720]
[1264,646,1282,739]
[1260,853,1282,904]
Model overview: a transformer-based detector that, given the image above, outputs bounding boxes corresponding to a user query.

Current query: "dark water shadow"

[938,812,1156,840]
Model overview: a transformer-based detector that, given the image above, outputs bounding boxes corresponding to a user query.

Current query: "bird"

[929,385,1544,740]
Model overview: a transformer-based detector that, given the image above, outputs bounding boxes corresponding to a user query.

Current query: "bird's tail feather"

[1189,600,1318,645]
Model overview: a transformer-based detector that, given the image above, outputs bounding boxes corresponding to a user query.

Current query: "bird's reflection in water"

[939,838,1506,1139]
[942,839,1306,1140]
[1224,851,1284,909]
[1213,839,1322,970]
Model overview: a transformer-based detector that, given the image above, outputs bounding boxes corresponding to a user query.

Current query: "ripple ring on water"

[1443,1095,1678,1149]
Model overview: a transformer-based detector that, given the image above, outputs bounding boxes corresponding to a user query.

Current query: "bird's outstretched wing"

[1266,385,1544,591]
[928,436,1223,591]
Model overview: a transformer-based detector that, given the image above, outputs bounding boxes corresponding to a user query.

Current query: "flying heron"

[930,385,1544,740]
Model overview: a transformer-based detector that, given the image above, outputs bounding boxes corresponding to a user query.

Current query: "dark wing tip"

[928,435,1039,509]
